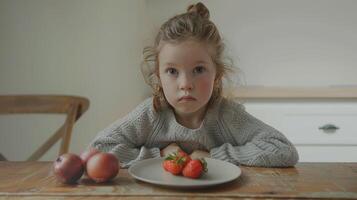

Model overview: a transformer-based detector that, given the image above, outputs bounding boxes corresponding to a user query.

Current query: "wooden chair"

[0,95,89,161]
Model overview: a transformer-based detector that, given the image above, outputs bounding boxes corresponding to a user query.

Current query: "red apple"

[53,153,84,184]
[80,147,100,166]
[86,152,119,183]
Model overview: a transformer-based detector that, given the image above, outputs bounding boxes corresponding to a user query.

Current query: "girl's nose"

[179,74,193,91]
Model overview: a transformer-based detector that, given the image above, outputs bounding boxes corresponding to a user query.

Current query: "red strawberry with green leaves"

[182,158,207,179]
[177,150,191,166]
[162,153,186,175]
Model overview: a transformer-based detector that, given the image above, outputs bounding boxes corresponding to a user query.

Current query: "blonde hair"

[141,2,235,112]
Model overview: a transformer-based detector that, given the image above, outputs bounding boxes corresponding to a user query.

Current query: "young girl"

[88,2,299,168]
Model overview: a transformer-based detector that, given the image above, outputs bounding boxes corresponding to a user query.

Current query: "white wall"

[146,0,357,87]
[0,0,150,160]
[1,0,357,161]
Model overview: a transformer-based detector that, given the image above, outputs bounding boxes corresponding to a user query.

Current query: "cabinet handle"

[319,124,339,132]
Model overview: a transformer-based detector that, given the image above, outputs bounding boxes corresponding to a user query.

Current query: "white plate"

[128,158,241,188]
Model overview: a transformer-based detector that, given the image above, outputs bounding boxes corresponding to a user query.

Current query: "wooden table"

[0,162,356,199]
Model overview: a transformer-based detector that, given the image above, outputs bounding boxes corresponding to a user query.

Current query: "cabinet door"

[296,146,357,162]
[243,101,357,162]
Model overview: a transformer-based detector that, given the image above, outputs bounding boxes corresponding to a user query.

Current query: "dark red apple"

[80,147,100,166]
[53,153,84,184]
[86,152,119,183]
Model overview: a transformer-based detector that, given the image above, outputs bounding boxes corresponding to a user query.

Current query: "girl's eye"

[193,66,206,74]
[166,68,178,75]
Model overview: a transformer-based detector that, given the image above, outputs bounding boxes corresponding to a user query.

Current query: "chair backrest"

[0,95,89,161]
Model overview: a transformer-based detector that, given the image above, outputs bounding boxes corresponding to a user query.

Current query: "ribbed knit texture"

[90,97,299,168]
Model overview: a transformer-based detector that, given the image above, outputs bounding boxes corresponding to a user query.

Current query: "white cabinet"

[231,86,357,162]
[243,101,357,162]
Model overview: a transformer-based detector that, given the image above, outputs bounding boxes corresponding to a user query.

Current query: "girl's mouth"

[179,96,196,101]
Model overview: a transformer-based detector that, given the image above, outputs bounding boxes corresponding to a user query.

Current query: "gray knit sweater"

[90,97,299,168]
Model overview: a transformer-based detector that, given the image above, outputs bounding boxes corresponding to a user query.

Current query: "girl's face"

[158,40,216,117]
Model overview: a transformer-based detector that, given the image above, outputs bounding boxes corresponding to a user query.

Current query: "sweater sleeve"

[89,98,161,168]
[210,101,299,167]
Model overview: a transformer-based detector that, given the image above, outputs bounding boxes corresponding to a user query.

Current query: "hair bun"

[187,2,210,19]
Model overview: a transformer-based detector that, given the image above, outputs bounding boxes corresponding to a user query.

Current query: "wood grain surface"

[0,162,356,199]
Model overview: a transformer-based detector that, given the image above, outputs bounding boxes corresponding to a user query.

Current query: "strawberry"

[182,158,207,179]
[162,153,185,175]
[177,150,188,157]
[177,150,191,166]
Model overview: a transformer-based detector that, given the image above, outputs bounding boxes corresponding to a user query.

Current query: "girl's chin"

[174,104,206,115]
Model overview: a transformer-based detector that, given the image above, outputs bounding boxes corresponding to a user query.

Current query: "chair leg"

[59,104,78,155]
[27,125,65,161]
